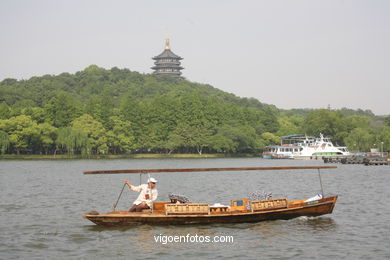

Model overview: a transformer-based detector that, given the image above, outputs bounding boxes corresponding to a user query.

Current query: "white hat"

[147,177,158,183]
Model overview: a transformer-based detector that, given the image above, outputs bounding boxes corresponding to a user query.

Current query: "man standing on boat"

[124,177,158,212]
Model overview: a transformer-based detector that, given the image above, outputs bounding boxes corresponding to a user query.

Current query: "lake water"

[0,158,389,259]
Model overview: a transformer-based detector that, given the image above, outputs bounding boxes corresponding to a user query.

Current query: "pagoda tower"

[151,39,184,77]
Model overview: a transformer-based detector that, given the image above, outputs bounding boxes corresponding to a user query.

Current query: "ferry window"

[234,200,243,206]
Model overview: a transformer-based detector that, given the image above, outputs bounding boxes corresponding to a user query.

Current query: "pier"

[323,156,390,166]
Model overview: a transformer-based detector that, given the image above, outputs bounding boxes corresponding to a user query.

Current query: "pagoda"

[151,39,184,77]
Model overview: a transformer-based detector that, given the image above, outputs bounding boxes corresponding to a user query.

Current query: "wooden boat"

[83,166,338,226]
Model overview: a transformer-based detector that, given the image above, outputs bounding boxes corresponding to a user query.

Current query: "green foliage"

[374,127,390,152]
[208,131,236,153]
[303,109,348,144]
[44,93,81,127]
[0,65,388,155]
[344,128,373,152]
[261,132,281,146]
[0,115,40,154]
[338,107,375,117]
[275,117,303,137]
[385,116,390,127]
[37,123,57,154]
[85,91,114,127]
[343,115,371,131]
[106,116,135,154]
[56,127,91,155]
[212,125,261,153]
[0,102,11,119]
[0,130,10,154]
[71,114,108,154]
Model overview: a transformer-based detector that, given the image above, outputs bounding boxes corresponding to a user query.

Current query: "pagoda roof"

[151,65,184,70]
[152,49,182,60]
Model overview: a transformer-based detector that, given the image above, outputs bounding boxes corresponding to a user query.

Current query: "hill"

[0,65,280,155]
[0,65,389,155]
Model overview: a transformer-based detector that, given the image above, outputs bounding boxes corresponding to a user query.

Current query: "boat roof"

[265,145,301,148]
[280,134,305,139]
[280,134,315,140]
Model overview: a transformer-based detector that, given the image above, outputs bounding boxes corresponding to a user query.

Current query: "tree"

[106,117,135,154]
[56,127,91,155]
[85,91,114,128]
[385,115,390,127]
[212,125,261,154]
[71,114,108,154]
[261,132,281,146]
[0,115,40,154]
[37,123,57,154]
[343,115,371,131]
[208,132,236,154]
[373,126,390,152]
[44,93,81,127]
[275,117,303,136]
[165,129,186,154]
[1,78,18,86]
[0,102,11,119]
[0,130,10,154]
[344,128,373,152]
[166,123,212,155]
[22,107,47,124]
[119,94,141,123]
[303,109,347,144]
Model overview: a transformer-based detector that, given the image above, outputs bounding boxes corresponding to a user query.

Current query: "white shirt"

[130,184,158,207]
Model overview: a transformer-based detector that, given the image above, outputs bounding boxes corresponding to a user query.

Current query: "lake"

[0,158,389,259]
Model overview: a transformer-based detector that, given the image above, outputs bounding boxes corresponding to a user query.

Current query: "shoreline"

[0,153,257,160]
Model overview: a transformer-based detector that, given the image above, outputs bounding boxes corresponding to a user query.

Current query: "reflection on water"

[1,159,390,259]
[292,216,337,231]
[85,224,144,232]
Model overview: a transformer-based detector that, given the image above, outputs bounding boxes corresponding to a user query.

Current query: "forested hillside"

[0,65,389,155]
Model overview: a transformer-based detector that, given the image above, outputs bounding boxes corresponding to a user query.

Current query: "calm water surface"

[1,158,389,259]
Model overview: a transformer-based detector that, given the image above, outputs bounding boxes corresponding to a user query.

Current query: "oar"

[84,166,337,175]
[112,182,127,211]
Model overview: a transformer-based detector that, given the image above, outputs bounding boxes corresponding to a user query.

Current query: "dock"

[323,156,390,166]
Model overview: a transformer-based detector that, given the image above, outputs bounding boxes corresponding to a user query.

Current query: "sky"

[1,0,389,115]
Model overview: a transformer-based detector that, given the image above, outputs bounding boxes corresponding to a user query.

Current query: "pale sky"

[1,0,389,115]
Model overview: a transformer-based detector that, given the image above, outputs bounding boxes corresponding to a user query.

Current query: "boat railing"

[165,203,210,215]
[250,198,288,212]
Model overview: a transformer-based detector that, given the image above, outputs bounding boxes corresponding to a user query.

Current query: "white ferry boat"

[262,134,350,159]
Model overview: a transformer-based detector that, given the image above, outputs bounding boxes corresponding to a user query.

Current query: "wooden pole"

[318,168,325,197]
[84,166,337,175]
[112,183,126,211]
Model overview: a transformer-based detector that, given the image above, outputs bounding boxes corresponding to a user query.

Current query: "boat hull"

[84,196,338,226]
